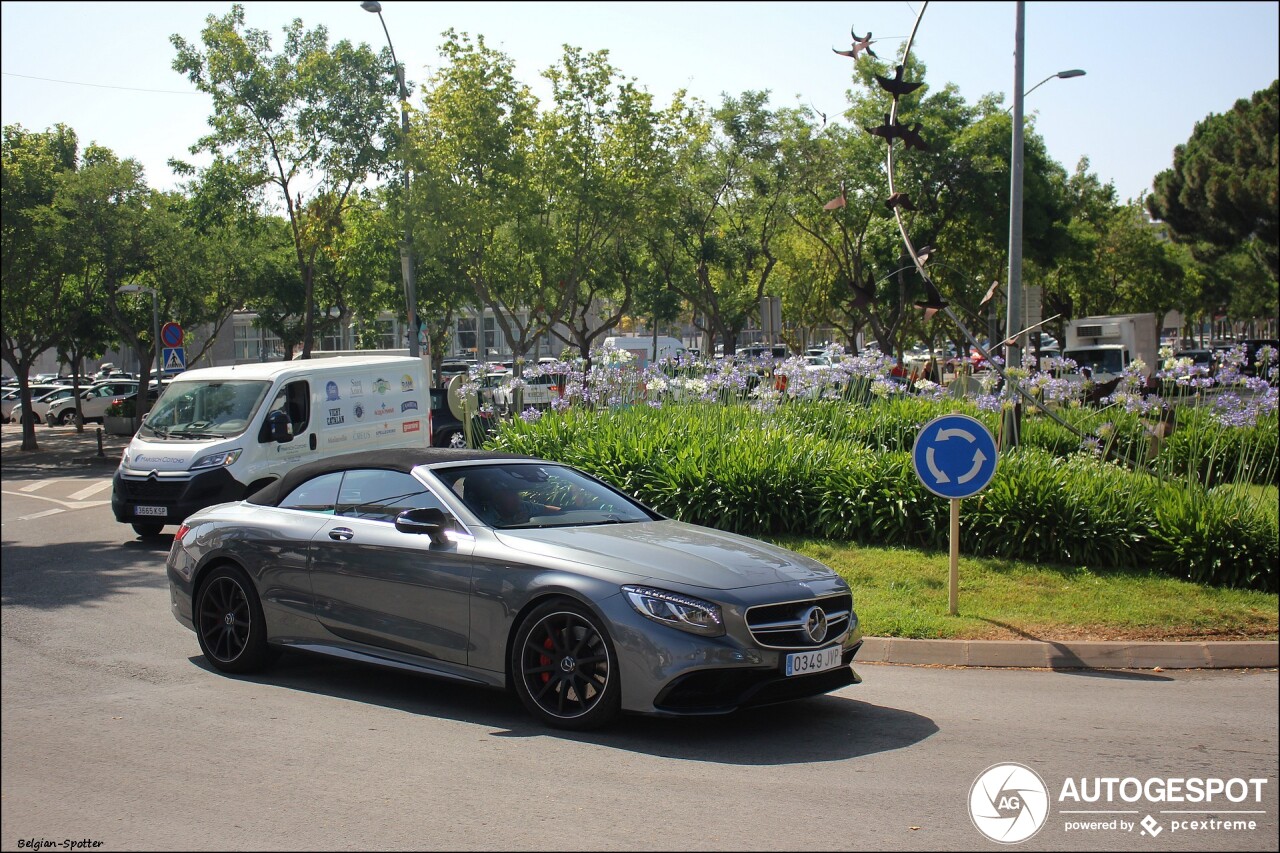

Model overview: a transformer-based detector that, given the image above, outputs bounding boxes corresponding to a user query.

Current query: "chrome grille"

[116,477,188,502]
[746,593,853,649]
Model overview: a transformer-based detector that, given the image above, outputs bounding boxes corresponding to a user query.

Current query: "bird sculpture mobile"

[885,192,916,211]
[875,65,924,97]
[832,28,877,60]
[824,181,848,210]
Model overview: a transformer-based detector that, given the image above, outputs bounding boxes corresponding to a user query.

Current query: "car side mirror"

[266,409,293,443]
[395,507,452,544]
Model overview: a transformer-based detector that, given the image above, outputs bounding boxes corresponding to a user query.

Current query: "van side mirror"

[266,409,293,443]
[395,507,452,544]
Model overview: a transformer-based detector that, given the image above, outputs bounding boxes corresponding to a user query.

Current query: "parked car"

[2,384,66,424]
[735,344,789,362]
[102,384,167,418]
[427,387,494,448]
[13,385,79,425]
[166,450,863,730]
[1238,339,1279,381]
[489,372,564,411]
[44,380,140,425]
[438,359,475,384]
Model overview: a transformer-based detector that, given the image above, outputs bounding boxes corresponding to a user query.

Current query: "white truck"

[603,335,687,369]
[111,355,431,538]
[1062,312,1160,384]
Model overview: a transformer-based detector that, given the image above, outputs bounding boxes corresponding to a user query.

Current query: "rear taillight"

[174,523,191,543]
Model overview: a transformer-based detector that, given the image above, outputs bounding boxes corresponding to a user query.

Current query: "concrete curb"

[859,637,1279,670]
[4,424,1277,672]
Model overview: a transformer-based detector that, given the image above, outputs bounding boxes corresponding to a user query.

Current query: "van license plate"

[785,645,841,677]
[135,506,167,517]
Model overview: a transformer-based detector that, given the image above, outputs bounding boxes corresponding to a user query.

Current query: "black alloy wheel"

[194,564,271,674]
[512,601,620,730]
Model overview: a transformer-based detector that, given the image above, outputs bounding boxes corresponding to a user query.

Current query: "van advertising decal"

[320,370,427,446]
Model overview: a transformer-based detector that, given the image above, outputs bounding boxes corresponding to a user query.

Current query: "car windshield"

[138,379,270,440]
[435,463,655,530]
[1064,348,1125,375]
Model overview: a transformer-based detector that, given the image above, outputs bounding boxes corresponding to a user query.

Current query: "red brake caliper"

[540,636,554,683]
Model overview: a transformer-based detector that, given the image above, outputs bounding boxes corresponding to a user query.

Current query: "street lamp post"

[361,0,421,359]
[117,284,160,420]
[1004,0,1084,446]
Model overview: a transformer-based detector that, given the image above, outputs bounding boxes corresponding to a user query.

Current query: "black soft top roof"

[246,448,534,507]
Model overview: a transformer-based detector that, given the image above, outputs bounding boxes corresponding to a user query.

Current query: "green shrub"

[1151,486,1279,592]
[485,398,1278,591]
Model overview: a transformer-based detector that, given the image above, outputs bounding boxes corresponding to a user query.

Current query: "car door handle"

[328,527,354,541]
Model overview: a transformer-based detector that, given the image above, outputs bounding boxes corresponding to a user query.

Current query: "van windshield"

[138,380,271,440]
[1064,348,1126,375]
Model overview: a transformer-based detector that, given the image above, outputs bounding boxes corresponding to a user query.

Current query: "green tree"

[536,46,668,365]
[54,145,161,425]
[415,30,540,373]
[1147,80,1279,278]
[1,123,78,449]
[172,4,398,357]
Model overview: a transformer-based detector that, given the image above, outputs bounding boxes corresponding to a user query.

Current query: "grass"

[769,538,1280,642]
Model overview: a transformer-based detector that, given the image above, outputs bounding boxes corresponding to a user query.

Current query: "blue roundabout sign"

[911,414,999,499]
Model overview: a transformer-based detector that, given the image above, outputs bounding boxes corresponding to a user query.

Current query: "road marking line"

[1,490,112,510]
[19,481,52,492]
[68,480,113,500]
[17,508,64,521]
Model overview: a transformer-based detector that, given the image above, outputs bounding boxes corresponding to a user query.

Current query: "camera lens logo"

[969,763,1050,844]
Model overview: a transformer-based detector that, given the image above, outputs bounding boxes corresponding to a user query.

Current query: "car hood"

[493,519,835,590]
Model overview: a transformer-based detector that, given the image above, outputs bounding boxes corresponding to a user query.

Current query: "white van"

[111,355,431,538]
[603,335,687,368]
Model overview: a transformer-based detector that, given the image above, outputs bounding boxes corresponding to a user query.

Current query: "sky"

[2,1,1277,204]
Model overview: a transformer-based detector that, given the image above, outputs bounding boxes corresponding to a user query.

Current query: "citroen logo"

[802,606,829,644]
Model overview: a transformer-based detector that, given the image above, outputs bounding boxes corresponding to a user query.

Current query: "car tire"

[194,564,272,674]
[511,599,621,730]
[445,428,467,449]
[57,410,78,426]
[131,522,165,538]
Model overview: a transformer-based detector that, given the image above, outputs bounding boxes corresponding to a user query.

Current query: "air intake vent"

[1076,324,1104,338]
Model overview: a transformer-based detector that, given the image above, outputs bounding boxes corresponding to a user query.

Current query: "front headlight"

[190,448,242,470]
[622,585,725,637]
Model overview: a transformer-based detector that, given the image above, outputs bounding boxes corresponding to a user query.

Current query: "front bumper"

[112,466,243,526]
[598,583,863,717]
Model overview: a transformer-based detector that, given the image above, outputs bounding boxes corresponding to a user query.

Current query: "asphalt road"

[1,462,1277,852]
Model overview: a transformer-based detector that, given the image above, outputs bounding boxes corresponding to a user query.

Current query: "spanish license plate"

[785,644,842,677]
[135,505,167,517]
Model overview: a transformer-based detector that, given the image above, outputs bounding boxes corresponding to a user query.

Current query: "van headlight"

[622,585,724,637]
[190,449,242,470]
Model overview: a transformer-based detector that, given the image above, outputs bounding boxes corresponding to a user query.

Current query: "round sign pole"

[949,498,960,615]
[912,413,999,617]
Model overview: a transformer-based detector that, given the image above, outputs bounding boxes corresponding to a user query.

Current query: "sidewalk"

[2,422,1275,671]
[1,421,130,473]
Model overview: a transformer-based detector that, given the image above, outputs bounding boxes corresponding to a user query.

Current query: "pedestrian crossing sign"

[162,347,186,372]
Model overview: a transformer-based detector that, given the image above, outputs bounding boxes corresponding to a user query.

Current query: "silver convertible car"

[166,449,863,729]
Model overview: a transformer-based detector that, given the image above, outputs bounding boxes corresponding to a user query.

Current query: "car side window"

[335,470,448,524]
[279,472,343,514]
